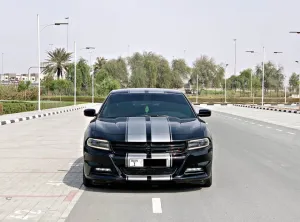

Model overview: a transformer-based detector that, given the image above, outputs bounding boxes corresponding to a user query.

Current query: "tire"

[83,171,93,187]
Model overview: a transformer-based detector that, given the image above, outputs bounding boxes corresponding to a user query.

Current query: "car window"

[99,93,196,119]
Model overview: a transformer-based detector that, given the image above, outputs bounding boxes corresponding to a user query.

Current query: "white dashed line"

[276,129,282,132]
[258,124,263,127]
[152,198,162,214]
[266,126,272,129]
[287,132,295,135]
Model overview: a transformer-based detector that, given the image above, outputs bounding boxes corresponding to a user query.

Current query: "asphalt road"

[66,107,300,222]
[1,105,300,221]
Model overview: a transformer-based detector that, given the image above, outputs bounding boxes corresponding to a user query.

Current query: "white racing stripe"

[150,117,171,142]
[127,117,147,142]
[152,198,162,214]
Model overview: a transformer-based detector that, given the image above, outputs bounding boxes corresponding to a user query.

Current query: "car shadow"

[63,156,202,193]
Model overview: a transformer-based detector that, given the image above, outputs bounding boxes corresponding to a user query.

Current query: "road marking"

[46,180,63,186]
[287,132,295,135]
[152,198,162,214]
[266,126,272,129]
[9,210,42,220]
[250,122,255,124]
[244,121,248,123]
[64,190,79,202]
[276,129,282,132]
[258,124,263,127]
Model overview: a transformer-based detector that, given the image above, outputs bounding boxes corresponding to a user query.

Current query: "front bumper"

[83,145,213,185]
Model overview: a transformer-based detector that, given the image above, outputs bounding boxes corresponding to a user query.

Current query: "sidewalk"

[199,105,300,131]
[0,104,99,221]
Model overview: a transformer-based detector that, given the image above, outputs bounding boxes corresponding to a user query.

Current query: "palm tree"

[43,48,72,79]
[93,57,107,74]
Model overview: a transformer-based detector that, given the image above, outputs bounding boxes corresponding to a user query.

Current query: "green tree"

[41,76,55,95]
[255,61,284,96]
[53,79,72,100]
[94,57,107,74]
[66,58,91,95]
[95,69,120,96]
[171,59,191,80]
[43,48,72,79]
[156,57,172,88]
[190,56,218,94]
[102,57,129,87]
[289,73,299,93]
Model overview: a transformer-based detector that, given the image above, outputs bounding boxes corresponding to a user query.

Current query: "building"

[0,73,39,85]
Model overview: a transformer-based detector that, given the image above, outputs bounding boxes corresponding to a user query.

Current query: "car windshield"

[99,93,196,119]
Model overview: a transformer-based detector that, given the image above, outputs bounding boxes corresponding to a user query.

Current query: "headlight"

[86,138,110,150]
[187,138,210,150]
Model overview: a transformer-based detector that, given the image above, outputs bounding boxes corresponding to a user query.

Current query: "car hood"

[91,116,208,142]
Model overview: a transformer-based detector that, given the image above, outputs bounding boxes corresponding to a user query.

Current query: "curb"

[192,103,232,106]
[0,106,87,126]
[234,104,300,114]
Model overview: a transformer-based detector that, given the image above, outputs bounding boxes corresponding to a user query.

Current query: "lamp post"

[284,74,287,104]
[224,64,229,103]
[245,47,265,105]
[289,31,300,108]
[273,51,283,98]
[196,74,198,104]
[295,61,300,109]
[65,17,69,51]
[81,47,96,103]
[1,53,3,76]
[233,39,237,76]
[74,41,77,105]
[37,14,68,111]
[273,51,283,69]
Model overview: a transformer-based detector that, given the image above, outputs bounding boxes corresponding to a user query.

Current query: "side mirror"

[84,108,96,117]
[198,109,211,117]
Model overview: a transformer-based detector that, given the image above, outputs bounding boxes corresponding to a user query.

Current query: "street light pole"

[37,15,69,111]
[245,50,256,104]
[234,39,237,76]
[1,53,3,76]
[74,41,77,106]
[284,75,287,104]
[81,47,96,103]
[224,64,229,103]
[65,17,69,51]
[262,46,265,106]
[296,61,300,109]
[37,14,41,111]
[273,51,283,98]
[196,74,198,104]
[90,52,93,103]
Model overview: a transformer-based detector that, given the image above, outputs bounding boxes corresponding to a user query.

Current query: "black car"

[83,88,213,187]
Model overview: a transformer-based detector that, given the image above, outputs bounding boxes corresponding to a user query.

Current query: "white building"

[0,73,39,85]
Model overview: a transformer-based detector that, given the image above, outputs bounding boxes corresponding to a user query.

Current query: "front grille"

[120,167,176,175]
[110,142,186,154]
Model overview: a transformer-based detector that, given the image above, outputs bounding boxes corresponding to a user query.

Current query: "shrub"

[0,101,77,115]
[41,96,106,103]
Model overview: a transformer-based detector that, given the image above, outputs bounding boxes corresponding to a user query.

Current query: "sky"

[0,0,300,83]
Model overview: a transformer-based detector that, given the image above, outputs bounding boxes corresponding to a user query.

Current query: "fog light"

[95,168,111,172]
[185,168,204,173]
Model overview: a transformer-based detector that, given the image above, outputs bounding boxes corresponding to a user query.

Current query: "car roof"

[110,88,183,94]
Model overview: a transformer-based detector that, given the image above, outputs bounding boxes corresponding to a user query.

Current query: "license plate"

[126,153,171,168]
[129,159,144,167]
